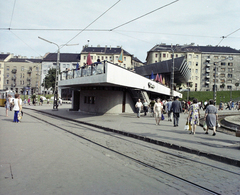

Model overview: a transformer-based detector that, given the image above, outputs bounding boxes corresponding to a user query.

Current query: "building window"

[221,62,226,66]
[21,66,24,71]
[91,56,93,60]
[228,68,233,72]
[6,80,9,84]
[109,56,112,61]
[228,62,233,66]
[189,54,192,59]
[213,79,218,83]
[195,76,198,80]
[155,61,157,63]
[163,53,166,58]
[227,85,232,89]
[228,57,233,60]
[227,80,232,83]
[220,68,225,72]
[124,57,126,61]
[196,55,198,59]
[221,56,226,60]
[228,74,232,78]
[84,56,86,60]
[155,54,158,58]
[7,74,9,78]
[195,83,197,87]
[220,73,225,77]
[102,56,104,60]
[195,69,198,74]
[196,62,198,66]
[220,79,225,83]
[176,54,178,57]
[84,96,95,104]
[214,56,219,60]
[205,84,209,88]
[7,66,10,71]
[188,61,192,66]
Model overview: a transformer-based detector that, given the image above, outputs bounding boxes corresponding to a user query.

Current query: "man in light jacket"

[171,96,182,127]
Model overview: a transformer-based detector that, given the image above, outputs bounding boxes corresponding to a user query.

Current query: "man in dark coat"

[171,96,182,127]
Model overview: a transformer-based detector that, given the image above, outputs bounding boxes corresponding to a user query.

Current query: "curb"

[24,107,240,167]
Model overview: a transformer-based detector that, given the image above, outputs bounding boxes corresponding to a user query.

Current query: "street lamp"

[38,36,78,110]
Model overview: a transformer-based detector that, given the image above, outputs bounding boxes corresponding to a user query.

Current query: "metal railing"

[60,62,106,80]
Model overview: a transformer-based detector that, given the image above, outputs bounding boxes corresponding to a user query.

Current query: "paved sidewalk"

[20,104,240,166]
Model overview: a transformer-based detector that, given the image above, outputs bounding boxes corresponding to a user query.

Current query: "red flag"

[159,74,163,83]
[155,74,159,82]
[87,52,92,65]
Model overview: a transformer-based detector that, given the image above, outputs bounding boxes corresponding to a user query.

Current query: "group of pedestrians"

[135,96,219,136]
[135,96,183,127]
[219,100,240,111]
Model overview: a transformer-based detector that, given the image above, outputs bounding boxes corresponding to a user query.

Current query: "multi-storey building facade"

[146,44,240,91]
[4,57,42,95]
[0,53,12,90]
[41,53,80,94]
[80,45,143,69]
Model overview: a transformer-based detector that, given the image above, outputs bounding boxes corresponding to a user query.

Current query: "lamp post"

[38,36,78,110]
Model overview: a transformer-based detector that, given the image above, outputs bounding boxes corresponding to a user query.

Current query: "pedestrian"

[59,97,62,106]
[13,93,21,123]
[172,96,182,127]
[166,99,172,121]
[40,97,43,106]
[204,99,218,136]
[5,94,11,117]
[143,99,149,116]
[153,98,163,125]
[28,98,30,105]
[135,99,143,118]
[47,98,50,104]
[219,101,223,110]
[188,98,200,135]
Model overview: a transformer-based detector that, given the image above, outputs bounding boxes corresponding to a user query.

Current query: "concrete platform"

[21,104,240,166]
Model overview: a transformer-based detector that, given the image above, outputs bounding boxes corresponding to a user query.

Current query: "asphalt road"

[1,108,240,195]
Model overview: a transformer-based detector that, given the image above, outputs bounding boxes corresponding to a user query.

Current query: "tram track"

[23,109,240,195]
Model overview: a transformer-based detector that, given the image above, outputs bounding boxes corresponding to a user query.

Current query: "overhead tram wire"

[9,30,43,57]
[110,0,179,31]
[62,0,121,48]
[9,0,17,28]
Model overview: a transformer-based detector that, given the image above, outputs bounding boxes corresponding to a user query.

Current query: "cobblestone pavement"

[1,108,239,195]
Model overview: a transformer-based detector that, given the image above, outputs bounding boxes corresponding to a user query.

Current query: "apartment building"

[80,45,143,69]
[146,44,240,91]
[0,53,12,90]
[4,57,42,95]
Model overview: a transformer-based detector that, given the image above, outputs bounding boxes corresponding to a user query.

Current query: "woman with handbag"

[187,98,200,135]
[204,99,218,136]
[13,93,21,123]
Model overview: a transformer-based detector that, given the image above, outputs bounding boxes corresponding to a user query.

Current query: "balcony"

[205,75,210,78]
[206,68,210,72]
[27,70,32,74]
[205,81,210,84]
[27,78,31,82]
[206,58,210,63]
[206,63,210,67]
[11,84,16,87]
[11,69,17,74]
[12,77,16,81]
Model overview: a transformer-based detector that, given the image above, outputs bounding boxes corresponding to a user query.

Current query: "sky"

[0,0,240,62]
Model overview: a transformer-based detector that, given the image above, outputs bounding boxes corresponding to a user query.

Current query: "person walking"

[13,94,21,123]
[204,99,218,136]
[188,98,200,135]
[172,96,182,127]
[166,99,173,121]
[135,99,143,118]
[143,99,149,116]
[5,94,11,117]
[153,98,163,125]
[149,99,155,117]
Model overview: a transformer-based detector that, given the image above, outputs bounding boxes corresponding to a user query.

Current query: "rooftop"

[149,44,240,54]
[81,46,132,56]
[43,53,80,62]
[0,54,11,61]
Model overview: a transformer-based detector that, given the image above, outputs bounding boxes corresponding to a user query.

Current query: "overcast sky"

[0,0,239,62]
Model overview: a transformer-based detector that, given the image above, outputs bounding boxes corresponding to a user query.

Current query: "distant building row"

[0,44,239,95]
